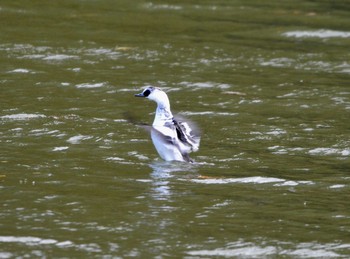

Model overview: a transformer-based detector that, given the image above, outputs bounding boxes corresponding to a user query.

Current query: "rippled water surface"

[1,0,350,257]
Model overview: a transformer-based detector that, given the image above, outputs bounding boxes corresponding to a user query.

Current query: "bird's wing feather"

[172,116,200,152]
[151,127,175,145]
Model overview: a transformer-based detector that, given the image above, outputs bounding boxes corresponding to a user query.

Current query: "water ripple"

[0,113,46,120]
[283,29,350,38]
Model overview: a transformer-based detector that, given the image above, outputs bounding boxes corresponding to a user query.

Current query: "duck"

[135,86,200,162]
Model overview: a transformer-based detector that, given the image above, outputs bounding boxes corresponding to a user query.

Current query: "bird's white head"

[135,86,170,109]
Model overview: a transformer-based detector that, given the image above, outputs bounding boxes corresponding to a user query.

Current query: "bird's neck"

[153,102,173,127]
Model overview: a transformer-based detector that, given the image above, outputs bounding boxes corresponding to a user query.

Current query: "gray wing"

[173,115,200,152]
[124,111,178,145]
[150,127,175,145]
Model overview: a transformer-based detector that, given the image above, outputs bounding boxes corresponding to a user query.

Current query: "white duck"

[135,87,200,162]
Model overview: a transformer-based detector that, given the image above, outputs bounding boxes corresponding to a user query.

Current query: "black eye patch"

[143,89,151,97]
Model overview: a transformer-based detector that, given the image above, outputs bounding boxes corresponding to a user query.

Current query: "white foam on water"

[268,146,306,155]
[76,82,106,89]
[52,146,69,152]
[0,236,102,253]
[10,127,23,131]
[274,180,314,187]
[43,54,78,61]
[329,184,346,189]
[309,147,350,156]
[280,242,349,258]
[67,135,93,144]
[341,149,350,156]
[188,246,277,257]
[85,47,118,55]
[191,176,285,185]
[113,119,128,122]
[19,54,46,59]
[282,248,339,257]
[192,176,315,187]
[283,29,350,38]
[260,57,294,67]
[0,236,57,245]
[179,81,232,90]
[8,68,31,73]
[0,113,46,120]
[0,252,12,258]
[128,151,150,161]
[188,241,348,258]
[144,3,183,10]
[181,111,238,116]
[105,156,125,161]
[266,129,287,135]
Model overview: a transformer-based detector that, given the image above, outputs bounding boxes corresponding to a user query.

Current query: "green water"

[1,0,350,257]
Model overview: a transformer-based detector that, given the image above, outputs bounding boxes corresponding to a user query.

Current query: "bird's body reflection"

[148,160,199,200]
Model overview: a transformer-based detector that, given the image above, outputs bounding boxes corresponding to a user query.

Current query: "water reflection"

[149,160,198,200]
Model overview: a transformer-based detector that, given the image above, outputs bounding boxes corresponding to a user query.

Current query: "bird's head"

[135,86,170,108]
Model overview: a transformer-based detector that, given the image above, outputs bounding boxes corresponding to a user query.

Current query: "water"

[1,0,350,257]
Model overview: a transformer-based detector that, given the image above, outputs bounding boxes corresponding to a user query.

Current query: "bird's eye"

[143,89,151,97]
